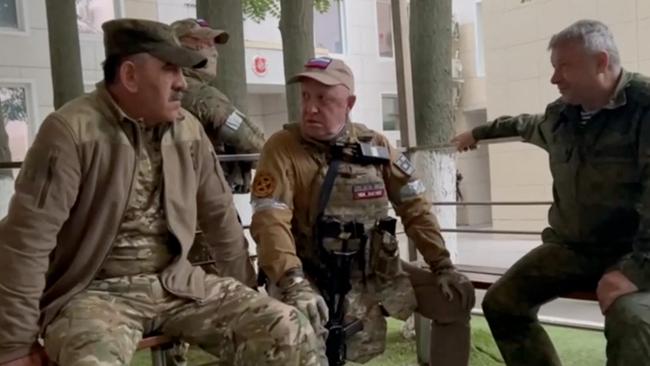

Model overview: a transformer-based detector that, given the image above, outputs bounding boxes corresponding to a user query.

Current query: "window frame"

[0,79,39,157]
[77,0,125,39]
[0,0,29,36]
[375,0,394,60]
[314,0,347,55]
[380,92,400,132]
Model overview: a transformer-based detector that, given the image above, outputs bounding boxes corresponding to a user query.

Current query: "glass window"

[0,0,18,29]
[382,94,399,131]
[376,0,393,58]
[0,84,31,163]
[76,0,116,34]
[0,83,32,217]
[314,0,345,53]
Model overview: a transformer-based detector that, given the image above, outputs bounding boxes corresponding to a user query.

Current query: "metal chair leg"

[415,314,432,365]
[150,346,168,366]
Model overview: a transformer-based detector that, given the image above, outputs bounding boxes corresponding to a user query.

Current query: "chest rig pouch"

[310,139,415,364]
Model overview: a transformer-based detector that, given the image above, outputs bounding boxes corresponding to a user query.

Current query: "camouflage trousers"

[271,261,473,365]
[482,240,650,366]
[43,273,326,366]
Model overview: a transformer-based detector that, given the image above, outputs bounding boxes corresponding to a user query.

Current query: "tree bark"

[197,0,249,114]
[409,2,457,363]
[411,0,454,147]
[409,0,457,260]
[279,0,315,123]
[45,0,84,109]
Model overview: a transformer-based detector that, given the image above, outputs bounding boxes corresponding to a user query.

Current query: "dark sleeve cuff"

[471,125,490,141]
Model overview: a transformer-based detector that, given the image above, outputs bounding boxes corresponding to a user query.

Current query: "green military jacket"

[181,69,265,193]
[472,70,650,288]
[181,69,264,153]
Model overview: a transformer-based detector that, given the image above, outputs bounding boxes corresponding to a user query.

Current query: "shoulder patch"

[252,172,277,198]
[224,109,244,132]
[394,153,415,176]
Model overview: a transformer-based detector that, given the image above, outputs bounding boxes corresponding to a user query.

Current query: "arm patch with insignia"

[252,172,276,198]
[394,153,416,176]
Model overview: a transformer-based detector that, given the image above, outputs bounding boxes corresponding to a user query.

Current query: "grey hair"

[548,19,621,69]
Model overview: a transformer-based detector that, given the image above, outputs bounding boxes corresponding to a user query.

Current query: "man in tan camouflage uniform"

[251,57,475,365]
[0,19,324,366]
[171,18,265,194]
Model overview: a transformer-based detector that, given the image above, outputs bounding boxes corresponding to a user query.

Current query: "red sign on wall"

[252,56,268,76]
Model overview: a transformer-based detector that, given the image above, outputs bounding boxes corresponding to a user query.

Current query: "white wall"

[244,16,283,45]
[247,92,288,137]
[156,0,196,23]
[454,0,479,25]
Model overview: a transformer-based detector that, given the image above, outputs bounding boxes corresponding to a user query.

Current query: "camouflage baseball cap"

[171,18,230,44]
[287,57,355,94]
[102,18,207,68]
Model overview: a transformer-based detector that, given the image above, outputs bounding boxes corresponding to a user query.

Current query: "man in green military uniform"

[0,18,323,366]
[171,18,265,194]
[453,19,650,366]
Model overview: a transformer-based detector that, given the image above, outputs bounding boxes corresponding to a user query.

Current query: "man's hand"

[597,270,638,314]
[278,270,329,339]
[0,346,48,366]
[451,131,478,152]
[435,267,475,311]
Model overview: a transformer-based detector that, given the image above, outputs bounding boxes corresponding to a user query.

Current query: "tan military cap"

[171,18,229,44]
[288,57,355,94]
[102,18,206,68]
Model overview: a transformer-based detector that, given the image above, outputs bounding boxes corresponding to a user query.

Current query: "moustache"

[169,91,183,102]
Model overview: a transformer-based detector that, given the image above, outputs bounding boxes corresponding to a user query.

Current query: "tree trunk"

[197,0,249,114]
[45,0,84,109]
[409,0,457,262]
[0,111,10,166]
[409,2,456,363]
[0,110,12,217]
[279,0,315,124]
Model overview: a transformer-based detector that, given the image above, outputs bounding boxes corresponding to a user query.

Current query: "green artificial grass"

[466,316,605,366]
[131,316,606,365]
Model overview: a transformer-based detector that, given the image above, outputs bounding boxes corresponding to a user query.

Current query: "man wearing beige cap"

[171,18,265,194]
[0,18,323,366]
[250,57,475,365]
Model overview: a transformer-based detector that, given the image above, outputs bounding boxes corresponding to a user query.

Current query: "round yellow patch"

[252,172,276,198]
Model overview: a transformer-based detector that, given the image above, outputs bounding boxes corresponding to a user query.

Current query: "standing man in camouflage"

[251,57,474,365]
[0,18,323,366]
[171,18,265,194]
[453,19,650,366]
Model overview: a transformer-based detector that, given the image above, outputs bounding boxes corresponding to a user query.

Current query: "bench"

[412,264,599,365]
[137,335,175,366]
